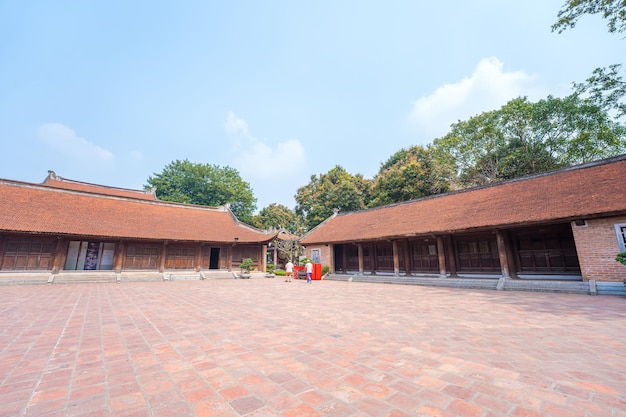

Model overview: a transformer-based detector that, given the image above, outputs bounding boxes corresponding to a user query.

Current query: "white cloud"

[224,112,308,209]
[224,111,249,137]
[409,57,546,139]
[234,138,306,180]
[37,123,114,160]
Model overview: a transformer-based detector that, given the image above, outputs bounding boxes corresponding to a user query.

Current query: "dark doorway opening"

[209,248,220,269]
[334,244,344,273]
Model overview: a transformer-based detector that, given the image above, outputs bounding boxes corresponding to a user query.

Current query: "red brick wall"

[303,245,331,269]
[572,216,626,281]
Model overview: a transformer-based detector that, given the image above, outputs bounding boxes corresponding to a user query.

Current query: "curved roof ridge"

[43,170,157,200]
[336,153,626,218]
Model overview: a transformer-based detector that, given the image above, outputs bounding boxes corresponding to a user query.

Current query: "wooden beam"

[51,238,68,274]
[496,229,512,279]
[437,236,447,278]
[113,240,125,273]
[392,240,399,276]
[357,243,364,275]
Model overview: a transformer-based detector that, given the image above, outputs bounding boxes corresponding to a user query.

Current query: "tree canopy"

[552,0,626,34]
[145,159,257,223]
[250,203,302,234]
[367,145,449,208]
[295,166,370,230]
[431,95,626,188]
[553,0,626,119]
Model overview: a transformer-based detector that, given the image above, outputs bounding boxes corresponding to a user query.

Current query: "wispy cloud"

[409,57,545,139]
[225,112,306,180]
[37,123,114,160]
[224,112,307,208]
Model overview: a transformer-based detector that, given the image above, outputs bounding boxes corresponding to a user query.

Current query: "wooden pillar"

[496,229,514,279]
[0,235,5,270]
[370,242,377,274]
[51,238,69,274]
[404,239,411,275]
[261,244,268,272]
[357,243,364,275]
[392,240,399,276]
[226,245,233,271]
[445,236,457,277]
[113,240,125,273]
[329,244,335,274]
[273,243,277,266]
[342,245,348,274]
[159,242,167,273]
[195,243,203,272]
[436,236,447,278]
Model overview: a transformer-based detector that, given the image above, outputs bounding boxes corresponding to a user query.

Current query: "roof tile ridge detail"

[335,154,626,218]
[2,179,228,212]
[43,170,157,197]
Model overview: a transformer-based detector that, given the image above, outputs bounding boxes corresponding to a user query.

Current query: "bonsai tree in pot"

[239,258,254,278]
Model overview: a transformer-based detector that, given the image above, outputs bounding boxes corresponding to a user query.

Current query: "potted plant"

[239,258,254,279]
[616,252,626,266]
[266,262,276,278]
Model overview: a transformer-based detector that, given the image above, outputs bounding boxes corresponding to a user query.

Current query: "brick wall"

[572,216,626,281]
[303,245,331,269]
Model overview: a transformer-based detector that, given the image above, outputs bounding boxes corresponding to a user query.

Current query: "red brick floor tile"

[283,403,322,417]
[109,391,146,411]
[1,281,626,417]
[150,400,195,417]
[219,384,251,401]
[298,389,331,405]
[182,386,219,404]
[193,398,230,417]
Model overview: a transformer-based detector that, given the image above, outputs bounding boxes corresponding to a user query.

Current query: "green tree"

[250,203,302,234]
[431,95,626,188]
[574,64,626,119]
[367,145,449,208]
[552,0,626,34]
[145,159,257,223]
[553,0,626,118]
[295,166,371,230]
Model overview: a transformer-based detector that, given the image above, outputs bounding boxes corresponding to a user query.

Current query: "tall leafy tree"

[145,159,257,223]
[432,95,626,188]
[250,203,302,234]
[552,0,626,34]
[553,0,626,118]
[367,145,449,208]
[295,166,371,230]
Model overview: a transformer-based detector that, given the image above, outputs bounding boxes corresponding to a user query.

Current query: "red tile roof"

[301,155,626,245]
[0,179,275,243]
[42,171,157,200]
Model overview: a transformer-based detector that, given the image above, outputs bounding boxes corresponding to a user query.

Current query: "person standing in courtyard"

[305,260,313,284]
[285,259,294,282]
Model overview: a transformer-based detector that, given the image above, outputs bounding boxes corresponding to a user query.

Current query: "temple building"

[300,155,626,294]
[0,171,276,283]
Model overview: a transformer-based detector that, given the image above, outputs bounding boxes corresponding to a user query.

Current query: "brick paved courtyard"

[1,279,625,417]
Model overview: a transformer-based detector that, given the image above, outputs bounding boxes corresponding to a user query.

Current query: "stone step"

[596,281,626,296]
[53,273,117,284]
[0,272,50,286]
[502,279,590,294]
[200,271,239,280]
[325,274,597,294]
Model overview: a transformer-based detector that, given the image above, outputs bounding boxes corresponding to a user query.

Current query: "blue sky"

[0,1,622,211]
